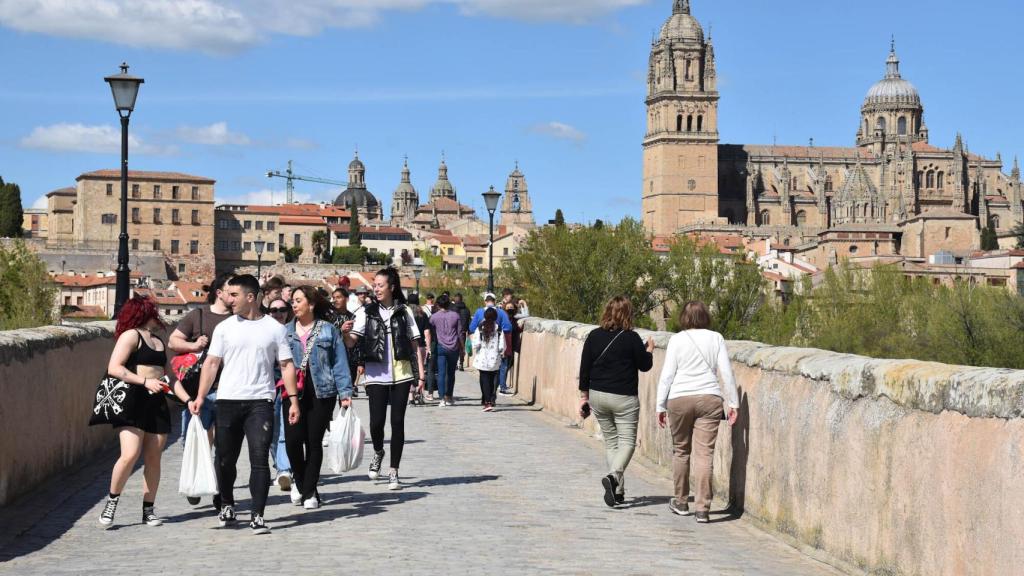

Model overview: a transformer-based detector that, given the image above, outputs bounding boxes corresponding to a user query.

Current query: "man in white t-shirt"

[192,274,299,535]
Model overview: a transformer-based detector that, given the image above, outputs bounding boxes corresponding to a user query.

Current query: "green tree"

[980,225,999,250]
[509,217,661,324]
[349,206,361,247]
[554,209,565,227]
[332,245,367,265]
[593,219,604,230]
[0,240,57,330]
[0,177,25,238]
[284,246,304,263]
[311,230,329,263]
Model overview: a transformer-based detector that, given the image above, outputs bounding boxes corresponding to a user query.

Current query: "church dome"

[864,47,920,107]
[349,157,365,170]
[334,187,380,210]
[660,1,703,43]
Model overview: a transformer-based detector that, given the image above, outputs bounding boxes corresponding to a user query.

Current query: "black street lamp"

[105,62,144,318]
[482,186,502,294]
[413,263,423,295]
[254,237,266,279]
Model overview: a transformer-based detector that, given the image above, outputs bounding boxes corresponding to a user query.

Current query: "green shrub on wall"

[0,241,57,330]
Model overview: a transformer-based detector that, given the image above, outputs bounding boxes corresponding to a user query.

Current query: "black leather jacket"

[358,302,415,366]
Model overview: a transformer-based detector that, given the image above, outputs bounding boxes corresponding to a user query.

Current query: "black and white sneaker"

[98,496,118,528]
[387,469,401,491]
[250,514,271,535]
[218,504,236,527]
[368,450,384,480]
[142,506,164,527]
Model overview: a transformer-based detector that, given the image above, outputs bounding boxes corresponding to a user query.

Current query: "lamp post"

[413,264,423,295]
[482,186,502,294]
[254,237,266,280]
[104,62,144,318]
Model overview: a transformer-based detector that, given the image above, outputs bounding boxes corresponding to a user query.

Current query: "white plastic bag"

[178,416,219,497]
[326,406,365,474]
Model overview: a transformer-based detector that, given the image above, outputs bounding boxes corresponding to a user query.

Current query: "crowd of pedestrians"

[96,267,737,533]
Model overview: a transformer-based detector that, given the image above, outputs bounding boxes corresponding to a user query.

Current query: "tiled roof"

[134,287,186,306]
[279,215,325,226]
[727,144,874,160]
[252,204,350,218]
[46,186,76,197]
[63,305,107,318]
[52,274,116,287]
[415,197,477,214]
[172,281,208,304]
[77,170,215,184]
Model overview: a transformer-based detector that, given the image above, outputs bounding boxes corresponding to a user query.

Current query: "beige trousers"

[667,394,724,513]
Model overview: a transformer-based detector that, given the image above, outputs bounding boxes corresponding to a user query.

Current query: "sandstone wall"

[514,318,1024,576]
[0,321,175,507]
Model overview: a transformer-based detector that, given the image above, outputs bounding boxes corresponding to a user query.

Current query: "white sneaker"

[438,400,447,407]
[387,469,401,491]
[303,497,320,510]
[290,484,303,505]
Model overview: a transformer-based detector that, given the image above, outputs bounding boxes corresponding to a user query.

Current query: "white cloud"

[0,0,647,53]
[284,137,319,150]
[529,121,587,143]
[176,122,251,146]
[215,188,316,206]
[19,123,177,156]
[32,196,47,209]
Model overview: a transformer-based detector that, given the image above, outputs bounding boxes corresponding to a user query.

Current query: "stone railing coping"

[522,317,1024,420]
[0,321,115,366]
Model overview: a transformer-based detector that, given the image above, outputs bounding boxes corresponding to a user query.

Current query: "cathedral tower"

[857,41,929,152]
[390,157,419,226]
[499,162,535,229]
[642,0,721,236]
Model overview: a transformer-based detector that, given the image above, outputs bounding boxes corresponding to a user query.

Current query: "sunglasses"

[269,307,289,314]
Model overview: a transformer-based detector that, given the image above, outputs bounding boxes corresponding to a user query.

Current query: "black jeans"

[284,385,335,501]
[479,370,499,405]
[215,399,274,516]
[367,382,412,469]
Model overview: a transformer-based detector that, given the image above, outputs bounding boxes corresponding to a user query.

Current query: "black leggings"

[215,400,273,515]
[479,370,499,405]
[284,385,335,501]
[367,382,412,470]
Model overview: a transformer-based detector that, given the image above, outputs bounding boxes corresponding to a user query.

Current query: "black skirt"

[113,391,172,435]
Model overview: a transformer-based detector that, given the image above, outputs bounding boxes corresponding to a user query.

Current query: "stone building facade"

[643,0,1023,258]
[334,153,384,223]
[499,162,536,230]
[52,171,216,281]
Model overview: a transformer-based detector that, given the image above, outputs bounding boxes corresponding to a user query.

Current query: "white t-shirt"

[208,314,293,401]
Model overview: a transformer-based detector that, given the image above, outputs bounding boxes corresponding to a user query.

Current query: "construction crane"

[266,160,346,205]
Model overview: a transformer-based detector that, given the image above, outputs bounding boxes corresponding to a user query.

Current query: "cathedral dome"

[335,187,380,211]
[660,1,703,43]
[864,47,921,107]
[349,157,365,170]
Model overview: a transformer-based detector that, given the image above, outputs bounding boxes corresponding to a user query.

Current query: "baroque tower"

[390,157,419,226]
[642,0,720,236]
[429,156,458,203]
[499,162,535,229]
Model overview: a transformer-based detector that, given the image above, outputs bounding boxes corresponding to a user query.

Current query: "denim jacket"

[285,319,353,400]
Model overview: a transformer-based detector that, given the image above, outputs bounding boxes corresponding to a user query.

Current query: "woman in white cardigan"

[656,301,740,523]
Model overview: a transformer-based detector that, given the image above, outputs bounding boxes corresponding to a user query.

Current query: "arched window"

[926,171,935,188]
[796,210,807,226]
[877,116,886,131]
[687,115,693,132]
[685,60,692,81]
[760,210,770,225]
[677,115,683,132]
[992,215,1001,229]
[697,115,703,132]
[898,117,908,135]
[792,177,798,190]
[937,172,944,189]
[825,175,833,192]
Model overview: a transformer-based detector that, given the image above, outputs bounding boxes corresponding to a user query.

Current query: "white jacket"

[656,329,739,413]
[472,330,505,372]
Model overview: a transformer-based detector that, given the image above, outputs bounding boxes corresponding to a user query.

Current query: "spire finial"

[354,145,359,160]
[673,0,690,15]
[885,38,901,79]
[891,34,896,54]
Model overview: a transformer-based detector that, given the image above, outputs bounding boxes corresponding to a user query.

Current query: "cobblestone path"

[0,371,840,575]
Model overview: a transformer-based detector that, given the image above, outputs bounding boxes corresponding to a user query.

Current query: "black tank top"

[127,330,167,371]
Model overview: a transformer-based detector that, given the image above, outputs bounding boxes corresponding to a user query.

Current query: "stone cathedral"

[642,0,1023,254]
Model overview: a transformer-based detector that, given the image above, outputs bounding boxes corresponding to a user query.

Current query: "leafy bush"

[0,241,57,330]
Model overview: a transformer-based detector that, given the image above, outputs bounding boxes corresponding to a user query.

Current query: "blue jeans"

[436,346,460,399]
[498,357,511,392]
[180,391,217,442]
[271,393,291,475]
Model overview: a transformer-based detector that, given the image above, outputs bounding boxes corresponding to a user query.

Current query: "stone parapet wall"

[514,318,1024,576]
[0,322,118,506]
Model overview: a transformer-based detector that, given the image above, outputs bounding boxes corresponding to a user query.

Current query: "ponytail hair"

[375,267,406,305]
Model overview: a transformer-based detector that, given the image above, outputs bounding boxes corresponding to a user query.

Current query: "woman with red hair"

[98,296,186,529]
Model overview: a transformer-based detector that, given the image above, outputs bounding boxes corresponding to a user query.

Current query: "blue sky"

[1,0,1021,225]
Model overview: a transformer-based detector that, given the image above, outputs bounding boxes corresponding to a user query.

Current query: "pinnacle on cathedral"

[673,0,690,14]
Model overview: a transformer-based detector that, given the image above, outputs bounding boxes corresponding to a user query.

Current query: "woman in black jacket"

[345,268,425,490]
[578,295,655,507]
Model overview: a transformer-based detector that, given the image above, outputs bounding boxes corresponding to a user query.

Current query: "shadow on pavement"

[616,495,672,510]
[405,474,500,488]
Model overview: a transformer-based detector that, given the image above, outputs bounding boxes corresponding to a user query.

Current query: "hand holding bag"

[178,416,219,497]
[326,406,365,474]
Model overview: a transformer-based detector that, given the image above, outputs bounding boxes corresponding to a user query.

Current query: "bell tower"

[642,0,721,236]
